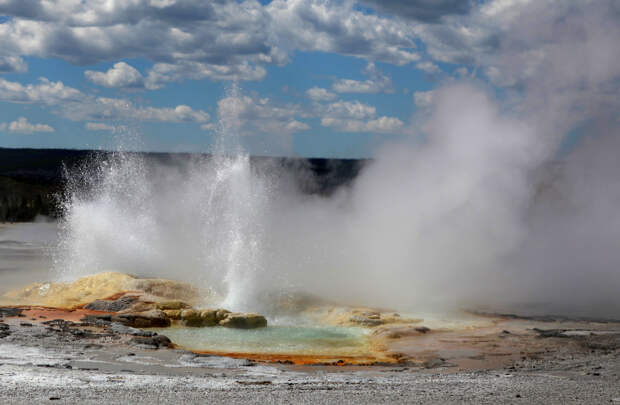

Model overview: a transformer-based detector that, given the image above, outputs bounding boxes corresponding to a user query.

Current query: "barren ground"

[1,308,618,404]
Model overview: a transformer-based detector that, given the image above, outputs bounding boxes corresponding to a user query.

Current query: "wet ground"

[1,307,619,404]
[1,223,620,403]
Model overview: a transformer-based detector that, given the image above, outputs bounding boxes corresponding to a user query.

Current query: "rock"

[0,323,9,339]
[180,309,203,327]
[362,311,380,320]
[44,319,79,328]
[415,326,431,334]
[163,309,182,320]
[215,309,231,322]
[112,309,171,328]
[423,358,445,369]
[129,335,173,349]
[199,310,218,326]
[533,328,568,338]
[109,322,156,337]
[80,314,112,325]
[349,315,384,327]
[156,301,190,311]
[119,301,156,313]
[219,313,267,329]
[84,296,138,312]
[0,307,23,317]
[179,309,218,327]
[372,325,430,339]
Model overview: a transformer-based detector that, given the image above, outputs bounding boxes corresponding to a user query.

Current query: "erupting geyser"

[54,85,277,314]
[53,2,620,319]
[51,82,620,320]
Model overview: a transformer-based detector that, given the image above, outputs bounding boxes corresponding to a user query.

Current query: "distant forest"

[0,148,365,222]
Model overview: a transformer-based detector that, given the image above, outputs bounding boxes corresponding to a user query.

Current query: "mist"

[54,0,620,318]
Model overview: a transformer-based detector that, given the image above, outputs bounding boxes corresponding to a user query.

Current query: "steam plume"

[54,1,620,317]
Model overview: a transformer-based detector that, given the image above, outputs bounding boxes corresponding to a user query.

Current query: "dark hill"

[0,148,366,222]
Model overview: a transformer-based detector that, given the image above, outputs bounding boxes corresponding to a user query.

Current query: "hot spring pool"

[149,325,371,358]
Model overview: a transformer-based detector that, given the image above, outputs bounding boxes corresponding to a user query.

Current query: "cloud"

[306,87,336,102]
[217,94,310,136]
[415,61,440,74]
[85,122,127,132]
[364,116,404,133]
[0,0,278,81]
[413,90,435,108]
[267,0,419,65]
[0,76,211,126]
[144,61,266,90]
[0,55,27,73]
[361,0,471,23]
[7,117,54,133]
[0,122,5,131]
[325,101,377,120]
[85,62,145,89]
[412,0,620,99]
[321,116,403,133]
[0,77,84,104]
[0,0,430,90]
[65,98,210,123]
[320,100,403,133]
[332,62,394,94]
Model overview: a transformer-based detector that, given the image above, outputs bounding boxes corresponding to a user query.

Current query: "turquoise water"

[150,325,370,356]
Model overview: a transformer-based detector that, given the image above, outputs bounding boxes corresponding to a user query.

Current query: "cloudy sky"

[0,0,616,157]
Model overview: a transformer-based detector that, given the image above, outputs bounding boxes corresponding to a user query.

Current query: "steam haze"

[54,0,620,318]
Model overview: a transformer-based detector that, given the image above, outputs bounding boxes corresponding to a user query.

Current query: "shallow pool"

[150,324,371,357]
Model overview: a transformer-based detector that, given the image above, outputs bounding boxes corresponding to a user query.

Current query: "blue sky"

[0,0,613,158]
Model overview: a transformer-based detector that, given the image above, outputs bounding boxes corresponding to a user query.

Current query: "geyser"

[53,1,620,318]
[54,85,278,314]
[52,83,620,318]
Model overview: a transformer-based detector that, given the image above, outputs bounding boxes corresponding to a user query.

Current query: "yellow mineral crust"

[305,306,423,328]
[0,272,200,309]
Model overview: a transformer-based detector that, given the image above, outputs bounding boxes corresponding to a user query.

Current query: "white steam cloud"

[54,1,620,318]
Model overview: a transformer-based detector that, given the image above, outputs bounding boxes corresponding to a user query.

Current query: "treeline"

[0,148,365,222]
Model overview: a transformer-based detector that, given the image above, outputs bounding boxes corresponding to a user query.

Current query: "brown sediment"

[7,306,113,322]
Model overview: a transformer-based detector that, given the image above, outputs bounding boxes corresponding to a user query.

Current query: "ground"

[1,308,619,404]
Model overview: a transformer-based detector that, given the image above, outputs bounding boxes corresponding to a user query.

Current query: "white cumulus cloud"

[320,100,403,133]
[416,61,440,74]
[332,63,394,94]
[306,87,337,102]
[0,56,27,73]
[0,77,84,104]
[85,62,145,89]
[8,117,54,133]
[413,90,435,108]
[66,98,210,123]
[217,94,310,136]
